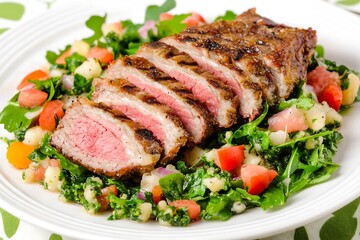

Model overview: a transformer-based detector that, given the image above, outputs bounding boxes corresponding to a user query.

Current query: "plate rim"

[0,0,360,239]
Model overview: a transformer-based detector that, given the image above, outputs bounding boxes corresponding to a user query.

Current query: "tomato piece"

[241,164,278,195]
[39,100,65,131]
[55,49,72,65]
[152,185,163,205]
[6,142,35,169]
[159,13,174,21]
[87,47,114,64]
[268,107,308,133]
[307,66,342,110]
[97,185,119,211]
[183,12,207,27]
[33,165,46,182]
[169,200,201,221]
[17,69,49,91]
[318,83,343,111]
[215,145,244,171]
[18,89,48,108]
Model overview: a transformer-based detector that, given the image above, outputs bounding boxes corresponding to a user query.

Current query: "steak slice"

[107,56,214,143]
[92,78,188,163]
[137,41,238,128]
[162,9,316,120]
[50,98,162,178]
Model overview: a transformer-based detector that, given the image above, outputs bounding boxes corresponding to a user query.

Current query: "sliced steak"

[50,98,162,178]
[137,41,238,128]
[162,9,316,120]
[107,56,214,143]
[92,78,188,163]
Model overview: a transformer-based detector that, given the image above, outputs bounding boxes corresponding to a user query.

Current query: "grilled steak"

[137,41,238,128]
[50,98,162,178]
[92,78,188,163]
[161,8,316,120]
[107,56,214,143]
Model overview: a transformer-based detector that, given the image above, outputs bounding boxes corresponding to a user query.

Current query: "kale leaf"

[215,11,237,21]
[159,173,185,201]
[83,15,107,44]
[145,0,176,21]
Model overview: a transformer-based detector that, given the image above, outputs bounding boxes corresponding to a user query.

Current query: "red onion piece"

[138,20,157,39]
[153,167,175,177]
[137,191,145,200]
[61,75,74,90]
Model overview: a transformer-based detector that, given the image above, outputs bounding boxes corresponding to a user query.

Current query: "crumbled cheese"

[203,177,225,192]
[44,167,61,192]
[158,200,168,211]
[231,202,246,214]
[269,130,288,146]
[84,185,98,204]
[138,202,152,222]
[204,149,217,162]
[304,103,326,131]
[322,102,343,124]
[71,40,90,57]
[342,73,360,105]
[74,58,102,80]
[140,173,160,192]
[22,126,48,147]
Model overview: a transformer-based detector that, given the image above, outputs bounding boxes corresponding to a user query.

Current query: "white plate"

[0,0,360,239]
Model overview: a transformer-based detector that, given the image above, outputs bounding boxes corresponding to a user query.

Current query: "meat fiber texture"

[50,98,162,178]
[137,41,238,128]
[161,8,316,120]
[107,56,214,144]
[92,78,188,164]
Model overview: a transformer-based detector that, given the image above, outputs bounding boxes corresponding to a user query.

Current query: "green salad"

[1,0,360,227]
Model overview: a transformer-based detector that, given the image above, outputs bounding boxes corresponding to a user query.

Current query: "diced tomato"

[183,12,207,27]
[55,49,72,65]
[18,89,48,108]
[87,47,114,64]
[17,69,49,91]
[268,107,308,133]
[307,66,342,110]
[39,100,65,131]
[318,83,343,111]
[6,142,35,169]
[169,199,201,221]
[241,164,278,195]
[159,13,174,21]
[152,185,163,205]
[97,185,118,211]
[33,165,46,182]
[215,145,245,171]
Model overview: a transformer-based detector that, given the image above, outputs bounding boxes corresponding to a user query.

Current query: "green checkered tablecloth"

[0,0,359,239]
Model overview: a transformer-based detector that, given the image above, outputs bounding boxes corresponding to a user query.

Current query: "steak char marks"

[50,8,317,179]
[138,41,238,128]
[107,56,214,144]
[50,98,162,179]
[162,8,316,120]
[92,78,188,163]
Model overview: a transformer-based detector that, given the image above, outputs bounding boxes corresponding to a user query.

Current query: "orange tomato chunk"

[6,142,35,169]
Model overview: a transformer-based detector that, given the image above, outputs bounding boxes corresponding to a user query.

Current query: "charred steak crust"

[162,8,316,120]
[107,56,215,143]
[50,98,162,179]
[138,41,239,128]
[92,78,189,163]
